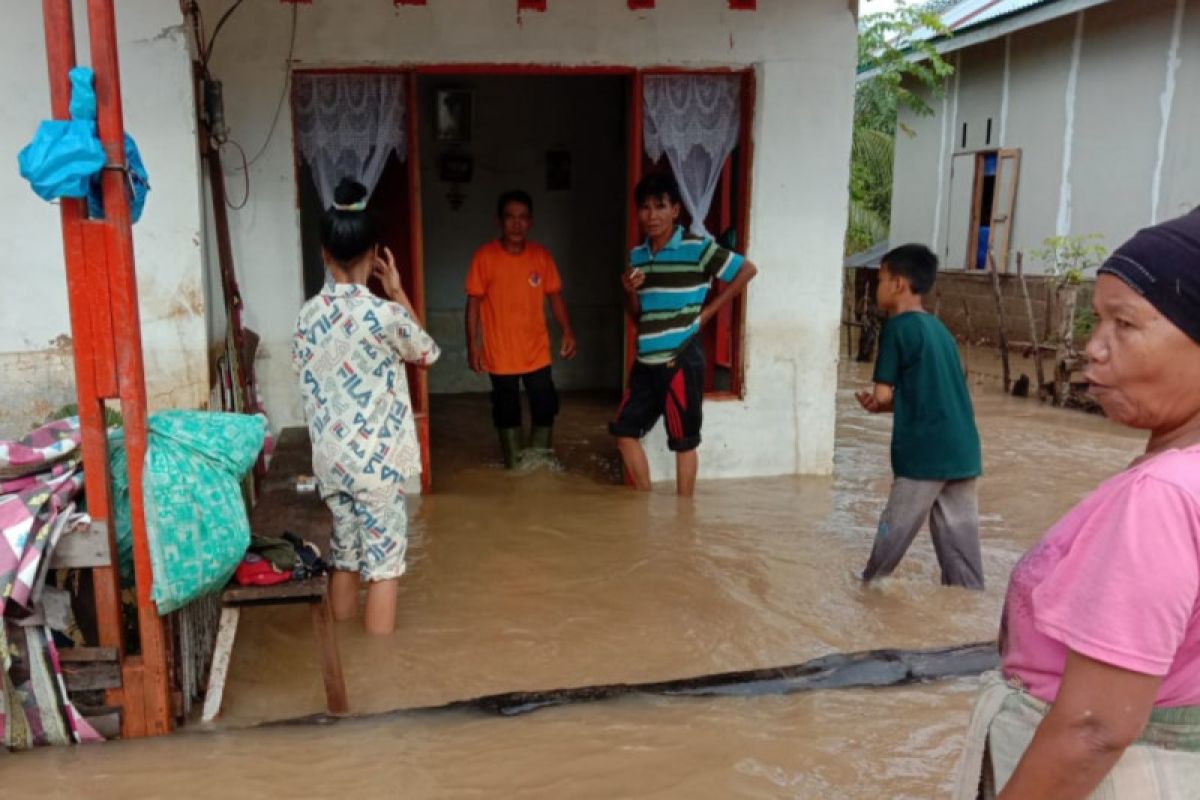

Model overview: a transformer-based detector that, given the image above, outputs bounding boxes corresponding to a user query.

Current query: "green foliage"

[1073,307,1098,342]
[846,4,954,255]
[1032,234,1108,285]
[46,403,124,428]
[856,5,955,134]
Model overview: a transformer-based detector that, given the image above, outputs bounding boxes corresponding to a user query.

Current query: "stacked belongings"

[235,533,328,587]
[0,418,102,749]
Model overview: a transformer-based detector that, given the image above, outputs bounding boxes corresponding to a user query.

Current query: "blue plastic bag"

[17,65,149,222]
[17,119,105,201]
[68,66,97,121]
[87,133,150,224]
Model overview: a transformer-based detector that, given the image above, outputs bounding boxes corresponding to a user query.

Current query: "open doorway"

[417,73,630,482]
[946,147,1022,272]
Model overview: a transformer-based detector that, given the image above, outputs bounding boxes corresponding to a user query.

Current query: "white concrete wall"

[890,0,1199,275]
[0,2,208,437]
[199,0,858,480]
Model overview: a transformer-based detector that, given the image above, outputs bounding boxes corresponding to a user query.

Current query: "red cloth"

[235,553,292,586]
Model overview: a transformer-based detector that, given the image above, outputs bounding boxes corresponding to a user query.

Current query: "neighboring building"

[887,0,1199,275]
[1,1,860,484]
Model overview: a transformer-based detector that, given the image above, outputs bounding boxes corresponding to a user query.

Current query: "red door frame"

[289,64,755,487]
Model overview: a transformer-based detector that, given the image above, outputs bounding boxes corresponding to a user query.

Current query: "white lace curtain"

[293,73,407,208]
[643,75,741,238]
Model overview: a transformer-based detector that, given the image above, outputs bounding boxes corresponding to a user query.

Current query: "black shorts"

[609,339,704,452]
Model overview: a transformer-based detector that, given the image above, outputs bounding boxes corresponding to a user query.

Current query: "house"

[2,0,861,485]
[888,0,1198,276]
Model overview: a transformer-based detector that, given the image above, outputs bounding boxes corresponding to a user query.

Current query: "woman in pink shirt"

[955,209,1200,799]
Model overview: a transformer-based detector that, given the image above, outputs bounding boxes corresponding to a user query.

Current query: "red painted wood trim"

[728,0,757,9]
[41,0,128,718]
[86,0,171,738]
[395,0,426,5]
[405,71,433,493]
[628,0,655,8]
[518,0,547,10]
[730,69,756,398]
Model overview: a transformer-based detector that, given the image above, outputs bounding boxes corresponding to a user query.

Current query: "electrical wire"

[224,1,298,176]
[203,0,246,71]
[220,139,251,210]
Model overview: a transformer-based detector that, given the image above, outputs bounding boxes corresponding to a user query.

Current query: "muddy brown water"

[2,364,1142,798]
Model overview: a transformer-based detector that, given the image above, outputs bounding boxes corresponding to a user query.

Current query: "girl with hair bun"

[292,178,440,635]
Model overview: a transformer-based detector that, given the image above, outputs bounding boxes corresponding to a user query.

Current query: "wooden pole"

[1053,282,1080,406]
[1016,252,1047,401]
[86,0,172,736]
[40,0,129,719]
[987,251,1012,393]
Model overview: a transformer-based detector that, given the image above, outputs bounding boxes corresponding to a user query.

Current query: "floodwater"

[3,363,1142,799]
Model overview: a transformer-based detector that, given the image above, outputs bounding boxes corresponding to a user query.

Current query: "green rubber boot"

[528,425,553,451]
[497,427,522,470]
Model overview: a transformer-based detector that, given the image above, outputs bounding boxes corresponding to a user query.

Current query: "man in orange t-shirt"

[466,190,576,468]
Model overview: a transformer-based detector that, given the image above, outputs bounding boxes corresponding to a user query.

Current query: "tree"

[846,4,954,256]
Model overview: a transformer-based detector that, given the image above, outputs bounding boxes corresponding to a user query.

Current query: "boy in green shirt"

[856,244,984,589]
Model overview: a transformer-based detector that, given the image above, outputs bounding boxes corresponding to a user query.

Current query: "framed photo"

[434,89,473,143]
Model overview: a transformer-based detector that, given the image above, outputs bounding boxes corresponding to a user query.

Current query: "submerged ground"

[3,363,1141,798]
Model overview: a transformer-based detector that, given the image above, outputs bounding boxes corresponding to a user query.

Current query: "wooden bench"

[202,577,347,722]
[201,428,348,722]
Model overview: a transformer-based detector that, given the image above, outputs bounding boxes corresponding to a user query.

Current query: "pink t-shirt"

[1001,444,1200,707]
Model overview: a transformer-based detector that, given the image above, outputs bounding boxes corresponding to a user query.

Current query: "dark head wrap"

[1098,208,1200,344]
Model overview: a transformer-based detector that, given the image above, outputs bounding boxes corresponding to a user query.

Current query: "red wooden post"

[40,0,129,718]
[85,0,172,737]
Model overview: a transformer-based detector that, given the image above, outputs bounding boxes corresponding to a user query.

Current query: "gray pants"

[862,477,984,589]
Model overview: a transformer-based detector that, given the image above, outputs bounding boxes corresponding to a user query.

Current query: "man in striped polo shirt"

[610,172,758,497]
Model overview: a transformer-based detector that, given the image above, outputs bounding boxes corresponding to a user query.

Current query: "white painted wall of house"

[195,0,858,481]
[0,1,208,437]
[891,0,1198,275]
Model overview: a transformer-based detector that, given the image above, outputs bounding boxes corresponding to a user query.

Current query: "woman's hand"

[373,246,408,305]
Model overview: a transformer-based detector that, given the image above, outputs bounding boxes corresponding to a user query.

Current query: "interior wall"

[418,75,627,395]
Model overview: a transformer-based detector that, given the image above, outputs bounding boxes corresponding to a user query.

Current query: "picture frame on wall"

[434,89,473,143]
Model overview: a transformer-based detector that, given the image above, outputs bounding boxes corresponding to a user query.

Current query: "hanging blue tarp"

[16,66,149,223]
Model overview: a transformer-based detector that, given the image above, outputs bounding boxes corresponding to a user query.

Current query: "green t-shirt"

[873,311,982,480]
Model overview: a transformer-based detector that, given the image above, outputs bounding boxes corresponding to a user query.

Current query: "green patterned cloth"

[109,411,265,613]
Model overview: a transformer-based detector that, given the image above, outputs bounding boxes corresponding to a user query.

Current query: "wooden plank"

[201,606,240,723]
[63,660,122,692]
[49,520,112,569]
[311,595,349,715]
[221,577,327,606]
[85,710,122,739]
[59,647,119,663]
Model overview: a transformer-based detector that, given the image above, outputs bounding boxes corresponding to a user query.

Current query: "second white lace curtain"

[643,74,741,238]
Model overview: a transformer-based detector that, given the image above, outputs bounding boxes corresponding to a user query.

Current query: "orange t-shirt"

[465,240,563,376]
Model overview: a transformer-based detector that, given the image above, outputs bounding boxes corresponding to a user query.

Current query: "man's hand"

[467,343,486,374]
[560,330,577,360]
[373,246,408,305]
[621,268,646,293]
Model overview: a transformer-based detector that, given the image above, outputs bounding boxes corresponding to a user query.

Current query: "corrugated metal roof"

[858,0,1117,76]
[911,0,1058,42]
